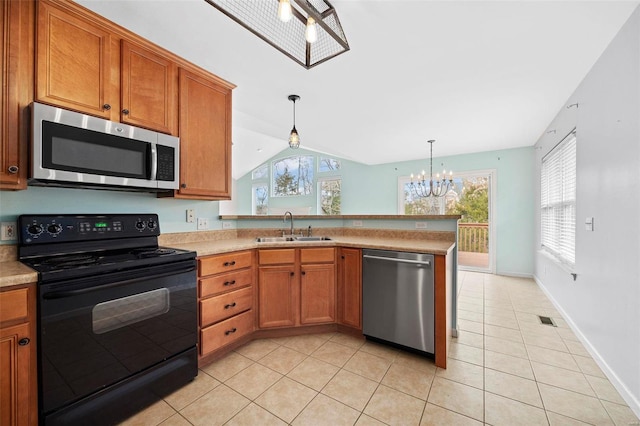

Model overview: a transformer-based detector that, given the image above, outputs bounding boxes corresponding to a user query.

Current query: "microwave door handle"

[149,143,158,180]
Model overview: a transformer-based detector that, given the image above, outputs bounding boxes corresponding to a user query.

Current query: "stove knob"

[27,224,43,236]
[147,219,157,230]
[47,224,63,235]
[135,220,146,231]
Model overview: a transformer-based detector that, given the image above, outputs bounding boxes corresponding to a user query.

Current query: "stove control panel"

[18,214,161,244]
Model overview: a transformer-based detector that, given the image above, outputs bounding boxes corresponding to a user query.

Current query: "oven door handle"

[42,265,196,299]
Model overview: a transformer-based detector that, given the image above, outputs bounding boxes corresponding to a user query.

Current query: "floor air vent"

[538,315,557,327]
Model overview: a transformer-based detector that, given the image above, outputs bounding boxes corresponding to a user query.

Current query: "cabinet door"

[338,248,362,329]
[258,266,296,328]
[0,322,32,426]
[121,40,177,135]
[1,0,32,190]
[36,0,115,118]
[300,263,336,325]
[177,68,232,199]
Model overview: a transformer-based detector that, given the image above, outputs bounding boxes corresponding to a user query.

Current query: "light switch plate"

[222,221,233,229]
[352,220,363,227]
[197,218,209,230]
[186,209,195,223]
[415,222,427,229]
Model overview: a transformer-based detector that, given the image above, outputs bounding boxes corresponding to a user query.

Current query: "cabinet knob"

[290,272,294,276]
[341,256,345,259]
[224,328,237,336]
[301,271,306,275]
[103,104,111,110]
[122,109,129,115]
[7,165,19,174]
[224,302,237,309]
[18,337,30,346]
[181,183,187,188]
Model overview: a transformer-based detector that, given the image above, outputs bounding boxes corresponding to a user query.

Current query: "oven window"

[92,288,170,334]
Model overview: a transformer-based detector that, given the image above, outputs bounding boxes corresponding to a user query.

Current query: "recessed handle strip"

[363,254,431,266]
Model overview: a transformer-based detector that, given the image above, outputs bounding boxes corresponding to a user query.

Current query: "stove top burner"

[131,248,177,258]
[42,254,101,268]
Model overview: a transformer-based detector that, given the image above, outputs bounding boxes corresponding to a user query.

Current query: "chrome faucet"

[283,211,294,236]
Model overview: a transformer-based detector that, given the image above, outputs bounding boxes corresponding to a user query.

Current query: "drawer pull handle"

[223,261,236,267]
[223,280,236,286]
[224,302,237,309]
[18,338,30,346]
[225,328,237,336]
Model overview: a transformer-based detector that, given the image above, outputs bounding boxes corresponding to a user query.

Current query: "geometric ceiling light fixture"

[287,95,301,149]
[409,140,454,198]
[204,0,350,69]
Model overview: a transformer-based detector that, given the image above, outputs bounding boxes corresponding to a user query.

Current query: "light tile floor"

[121,272,640,425]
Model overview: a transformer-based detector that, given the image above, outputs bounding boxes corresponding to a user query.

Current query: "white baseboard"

[533,275,640,419]
[497,271,534,279]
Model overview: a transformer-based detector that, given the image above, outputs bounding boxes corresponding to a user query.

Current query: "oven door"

[38,260,197,418]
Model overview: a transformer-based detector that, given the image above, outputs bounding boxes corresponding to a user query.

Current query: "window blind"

[541,130,577,267]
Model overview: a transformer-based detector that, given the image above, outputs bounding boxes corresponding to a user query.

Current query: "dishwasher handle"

[363,254,431,267]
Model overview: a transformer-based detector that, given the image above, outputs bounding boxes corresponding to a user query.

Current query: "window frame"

[317,177,342,215]
[540,129,577,270]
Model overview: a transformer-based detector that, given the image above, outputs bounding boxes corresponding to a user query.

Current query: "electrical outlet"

[197,218,209,230]
[1,222,17,241]
[186,209,195,223]
[415,222,427,229]
[222,221,233,229]
[352,220,363,227]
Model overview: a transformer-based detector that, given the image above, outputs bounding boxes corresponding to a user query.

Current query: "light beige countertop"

[0,233,455,288]
[166,236,455,257]
[0,261,38,289]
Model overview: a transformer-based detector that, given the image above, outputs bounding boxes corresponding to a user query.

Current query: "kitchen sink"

[255,236,295,242]
[293,236,332,241]
[255,236,331,242]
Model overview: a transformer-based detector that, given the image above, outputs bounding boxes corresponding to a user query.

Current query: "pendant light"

[288,95,300,149]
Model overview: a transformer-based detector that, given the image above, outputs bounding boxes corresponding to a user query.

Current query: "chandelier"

[409,140,454,198]
[204,0,350,69]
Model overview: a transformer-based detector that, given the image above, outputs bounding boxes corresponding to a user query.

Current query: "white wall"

[534,5,640,416]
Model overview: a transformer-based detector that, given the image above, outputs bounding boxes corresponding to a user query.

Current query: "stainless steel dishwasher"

[362,249,435,354]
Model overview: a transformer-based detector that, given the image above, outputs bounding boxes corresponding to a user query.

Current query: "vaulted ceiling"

[78,0,638,178]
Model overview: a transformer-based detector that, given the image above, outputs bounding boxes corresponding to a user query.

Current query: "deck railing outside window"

[458,223,489,253]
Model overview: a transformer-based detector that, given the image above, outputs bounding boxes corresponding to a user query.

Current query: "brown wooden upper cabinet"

[176,68,232,199]
[36,0,178,135]
[1,0,33,190]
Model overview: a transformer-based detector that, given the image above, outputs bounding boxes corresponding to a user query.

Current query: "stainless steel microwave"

[30,102,179,191]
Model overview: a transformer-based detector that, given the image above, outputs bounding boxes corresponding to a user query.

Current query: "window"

[252,164,268,180]
[319,158,341,172]
[318,178,341,215]
[272,155,314,196]
[541,130,576,267]
[252,184,268,215]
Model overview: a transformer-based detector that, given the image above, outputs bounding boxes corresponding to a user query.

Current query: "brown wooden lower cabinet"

[337,247,362,330]
[0,285,37,426]
[258,247,336,329]
[197,250,255,361]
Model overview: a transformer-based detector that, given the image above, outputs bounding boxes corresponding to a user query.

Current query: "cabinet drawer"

[200,268,252,298]
[259,249,295,265]
[199,251,252,276]
[200,309,253,355]
[301,248,335,264]
[200,287,253,327]
[0,288,29,323]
